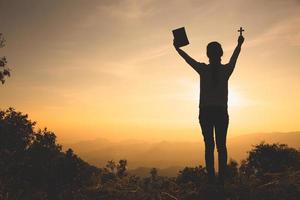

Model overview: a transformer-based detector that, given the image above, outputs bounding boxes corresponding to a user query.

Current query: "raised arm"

[173,40,204,74]
[227,35,244,75]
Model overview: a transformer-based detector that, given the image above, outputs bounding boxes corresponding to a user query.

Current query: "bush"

[240,142,300,176]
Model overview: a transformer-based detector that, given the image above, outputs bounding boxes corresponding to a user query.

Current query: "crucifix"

[238,27,245,36]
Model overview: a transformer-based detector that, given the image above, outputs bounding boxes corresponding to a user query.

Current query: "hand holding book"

[172,27,189,49]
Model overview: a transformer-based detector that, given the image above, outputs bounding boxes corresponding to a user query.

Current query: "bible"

[172,27,189,47]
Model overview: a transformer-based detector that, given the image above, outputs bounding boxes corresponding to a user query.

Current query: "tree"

[150,168,158,180]
[0,108,102,199]
[177,166,206,185]
[241,142,300,176]
[0,33,11,84]
[0,107,35,152]
[227,159,239,183]
[30,128,62,152]
[117,159,127,178]
[106,160,117,173]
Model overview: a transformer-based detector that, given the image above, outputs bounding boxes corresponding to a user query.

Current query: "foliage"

[0,108,101,199]
[240,142,300,176]
[1,108,300,199]
[0,33,11,84]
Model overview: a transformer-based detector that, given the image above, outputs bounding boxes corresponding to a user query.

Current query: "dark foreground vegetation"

[1,108,300,200]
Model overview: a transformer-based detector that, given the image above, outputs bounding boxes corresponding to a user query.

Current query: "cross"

[238,27,244,36]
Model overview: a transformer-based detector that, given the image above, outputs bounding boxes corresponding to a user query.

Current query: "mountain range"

[63,132,300,176]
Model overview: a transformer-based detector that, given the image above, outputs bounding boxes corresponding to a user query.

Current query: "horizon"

[62,130,300,144]
[62,131,300,170]
[1,0,300,144]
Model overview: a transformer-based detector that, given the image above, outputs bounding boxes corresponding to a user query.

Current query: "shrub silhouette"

[177,165,206,185]
[0,108,101,199]
[240,142,300,176]
[0,33,11,84]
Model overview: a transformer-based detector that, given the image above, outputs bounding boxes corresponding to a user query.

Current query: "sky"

[1,0,300,143]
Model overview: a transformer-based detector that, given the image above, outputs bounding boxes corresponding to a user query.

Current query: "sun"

[228,90,243,107]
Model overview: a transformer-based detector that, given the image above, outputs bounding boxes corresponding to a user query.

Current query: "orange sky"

[1,0,300,143]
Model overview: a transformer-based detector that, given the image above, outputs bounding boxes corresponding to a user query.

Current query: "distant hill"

[64,132,300,173]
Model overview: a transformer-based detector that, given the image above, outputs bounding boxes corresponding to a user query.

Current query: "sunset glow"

[228,89,243,107]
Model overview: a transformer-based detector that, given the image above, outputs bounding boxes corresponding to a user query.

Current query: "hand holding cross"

[238,27,244,36]
[237,27,245,45]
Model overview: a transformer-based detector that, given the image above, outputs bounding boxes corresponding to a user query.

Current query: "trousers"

[199,106,229,181]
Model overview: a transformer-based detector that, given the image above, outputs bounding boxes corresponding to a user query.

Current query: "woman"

[174,34,244,184]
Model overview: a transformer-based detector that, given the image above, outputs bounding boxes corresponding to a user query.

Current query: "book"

[172,27,189,47]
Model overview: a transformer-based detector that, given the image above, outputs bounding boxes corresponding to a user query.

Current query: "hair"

[207,42,223,86]
[206,42,223,62]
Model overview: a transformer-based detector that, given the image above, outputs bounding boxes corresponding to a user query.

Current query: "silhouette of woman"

[174,34,244,185]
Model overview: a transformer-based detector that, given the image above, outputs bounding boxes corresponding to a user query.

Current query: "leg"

[215,109,229,184]
[199,109,215,182]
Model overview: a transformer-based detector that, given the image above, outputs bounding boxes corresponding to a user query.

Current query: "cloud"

[247,14,300,48]
[78,0,155,28]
